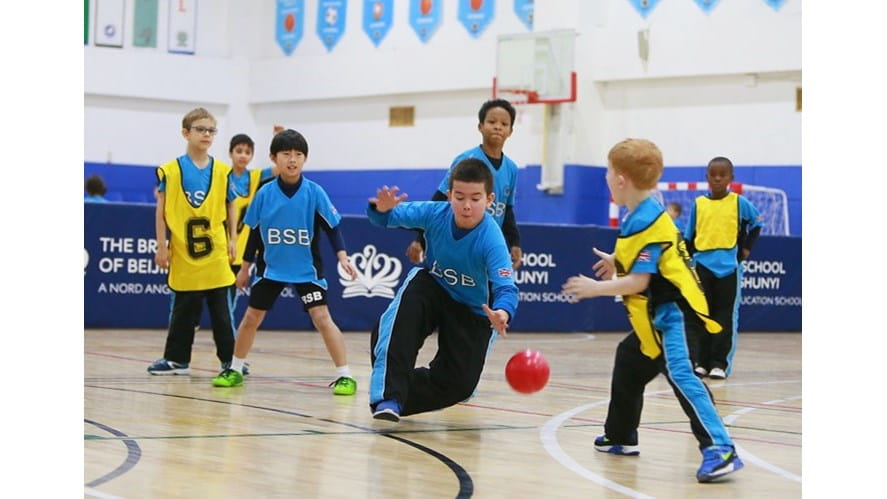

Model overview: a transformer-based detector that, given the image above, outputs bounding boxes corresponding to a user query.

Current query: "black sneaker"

[594,435,639,456]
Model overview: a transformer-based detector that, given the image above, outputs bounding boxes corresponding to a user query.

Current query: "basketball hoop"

[492,85,539,105]
[492,72,577,105]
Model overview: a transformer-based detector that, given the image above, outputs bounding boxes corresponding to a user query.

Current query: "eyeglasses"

[190,126,218,135]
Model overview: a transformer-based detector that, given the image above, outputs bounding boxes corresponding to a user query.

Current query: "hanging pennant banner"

[276,0,304,56]
[409,0,443,44]
[317,0,347,52]
[692,0,721,14]
[762,0,786,10]
[513,0,533,31]
[134,0,159,47]
[168,0,197,54]
[363,0,393,47]
[85,0,89,45]
[458,0,494,38]
[627,0,661,19]
[94,0,125,48]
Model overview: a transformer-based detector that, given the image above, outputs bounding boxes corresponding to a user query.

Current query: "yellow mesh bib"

[160,158,235,291]
[615,211,722,359]
[693,193,739,251]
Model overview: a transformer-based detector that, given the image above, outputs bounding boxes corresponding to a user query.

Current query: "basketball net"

[493,88,539,125]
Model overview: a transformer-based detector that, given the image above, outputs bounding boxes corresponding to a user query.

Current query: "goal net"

[609,182,790,236]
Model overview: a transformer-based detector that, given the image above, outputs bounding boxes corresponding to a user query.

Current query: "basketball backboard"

[494,29,577,104]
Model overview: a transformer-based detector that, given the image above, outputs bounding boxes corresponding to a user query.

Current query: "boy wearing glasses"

[147,107,239,375]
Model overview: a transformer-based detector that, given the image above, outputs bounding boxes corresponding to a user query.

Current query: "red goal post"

[609,182,790,236]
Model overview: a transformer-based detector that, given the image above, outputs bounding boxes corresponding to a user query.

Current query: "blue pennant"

[627,0,661,19]
[513,0,533,31]
[458,0,495,38]
[276,0,304,56]
[363,0,393,47]
[692,0,721,14]
[409,0,443,44]
[762,0,787,11]
[317,0,347,52]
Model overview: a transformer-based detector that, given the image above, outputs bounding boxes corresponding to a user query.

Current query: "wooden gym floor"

[84,329,801,498]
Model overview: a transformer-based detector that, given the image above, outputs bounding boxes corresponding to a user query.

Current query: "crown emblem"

[339,244,402,298]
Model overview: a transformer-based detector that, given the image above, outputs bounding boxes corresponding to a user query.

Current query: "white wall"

[84,0,801,170]
[574,0,802,166]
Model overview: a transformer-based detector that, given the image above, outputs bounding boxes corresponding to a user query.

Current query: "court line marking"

[540,396,662,499]
[723,395,802,483]
[84,384,473,497]
[84,487,123,499]
[540,379,802,496]
[84,419,142,488]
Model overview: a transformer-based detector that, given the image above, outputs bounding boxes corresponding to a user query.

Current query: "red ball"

[505,349,550,394]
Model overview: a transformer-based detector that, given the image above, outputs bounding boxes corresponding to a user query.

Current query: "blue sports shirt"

[367,201,518,320]
[244,176,342,287]
[436,146,518,227]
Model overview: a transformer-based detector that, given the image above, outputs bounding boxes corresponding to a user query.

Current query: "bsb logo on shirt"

[637,250,651,263]
[185,190,207,206]
[267,228,310,245]
[498,268,512,278]
[430,260,477,287]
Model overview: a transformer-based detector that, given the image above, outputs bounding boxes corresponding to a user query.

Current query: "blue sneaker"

[594,435,639,456]
[372,400,402,422]
[147,358,190,375]
[697,445,744,482]
[221,361,250,376]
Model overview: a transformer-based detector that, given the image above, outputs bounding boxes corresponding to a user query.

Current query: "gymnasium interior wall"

[84,0,801,233]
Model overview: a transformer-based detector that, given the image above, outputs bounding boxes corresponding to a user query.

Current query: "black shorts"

[248,278,327,312]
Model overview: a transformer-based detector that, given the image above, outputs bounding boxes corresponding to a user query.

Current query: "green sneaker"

[212,369,244,387]
[330,376,357,396]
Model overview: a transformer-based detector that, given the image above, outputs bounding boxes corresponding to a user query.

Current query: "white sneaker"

[709,367,727,379]
[694,366,709,377]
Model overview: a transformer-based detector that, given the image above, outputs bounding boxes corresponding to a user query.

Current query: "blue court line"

[85,384,472,497]
[84,419,142,488]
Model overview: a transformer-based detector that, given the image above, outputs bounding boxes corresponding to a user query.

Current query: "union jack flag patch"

[498,268,512,278]
[637,250,651,263]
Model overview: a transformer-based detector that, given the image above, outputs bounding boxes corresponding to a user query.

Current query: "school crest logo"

[338,244,402,298]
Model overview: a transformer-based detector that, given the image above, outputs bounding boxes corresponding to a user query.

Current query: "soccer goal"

[608,182,790,236]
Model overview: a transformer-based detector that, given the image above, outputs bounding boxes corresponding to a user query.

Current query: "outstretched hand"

[562,274,601,301]
[482,304,509,338]
[369,185,408,213]
[591,247,616,280]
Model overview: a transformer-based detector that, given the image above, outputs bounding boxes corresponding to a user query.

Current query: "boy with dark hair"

[562,138,743,483]
[212,129,360,396]
[406,98,523,270]
[684,156,763,379]
[228,133,276,284]
[148,107,239,375]
[211,131,277,375]
[84,174,108,202]
[367,157,519,422]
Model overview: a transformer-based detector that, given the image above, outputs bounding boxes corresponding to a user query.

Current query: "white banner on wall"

[168,0,198,54]
[94,0,126,48]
